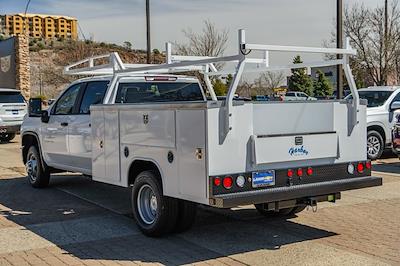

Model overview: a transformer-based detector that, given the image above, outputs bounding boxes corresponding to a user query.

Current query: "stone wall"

[15,34,30,100]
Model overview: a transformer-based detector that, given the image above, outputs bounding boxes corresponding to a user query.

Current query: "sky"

[0,0,385,71]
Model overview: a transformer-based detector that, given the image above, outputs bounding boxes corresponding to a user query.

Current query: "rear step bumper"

[210,176,382,208]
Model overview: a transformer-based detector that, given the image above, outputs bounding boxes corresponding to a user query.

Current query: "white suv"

[347,86,400,160]
[284,91,317,101]
[0,88,27,143]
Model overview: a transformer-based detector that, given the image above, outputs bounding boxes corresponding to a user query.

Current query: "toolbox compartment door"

[252,132,338,165]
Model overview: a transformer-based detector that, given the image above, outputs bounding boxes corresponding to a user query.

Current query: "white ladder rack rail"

[63,29,359,136]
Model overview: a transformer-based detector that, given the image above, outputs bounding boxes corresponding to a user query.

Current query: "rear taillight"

[357,162,364,173]
[365,161,371,169]
[297,168,303,177]
[287,169,294,178]
[307,167,313,176]
[214,177,221,186]
[223,176,233,189]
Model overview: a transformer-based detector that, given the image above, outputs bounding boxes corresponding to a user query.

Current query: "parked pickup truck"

[0,88,27,143]
[346,86,400,160]
[21,30,382,236]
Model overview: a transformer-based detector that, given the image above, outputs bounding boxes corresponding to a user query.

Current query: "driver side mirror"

[41,110,50,123]
[390,101,400,111]
[28,98,42,117]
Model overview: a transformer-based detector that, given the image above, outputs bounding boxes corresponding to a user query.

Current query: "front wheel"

[367,130,384,160]
[131,171,178,237]
[25,145,50,188]
[0,133,16,143]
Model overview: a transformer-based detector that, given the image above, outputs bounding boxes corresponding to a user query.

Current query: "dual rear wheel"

[254,203,306,217]
[131,171,197,237]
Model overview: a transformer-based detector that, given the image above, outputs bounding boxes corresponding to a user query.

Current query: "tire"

[173,200,197,233]
[25,145,50,188]
[367,130,384,160]
[0,133,16,143]
[131,171,178,237]
[289,205,306,215]
[255,203,294,217]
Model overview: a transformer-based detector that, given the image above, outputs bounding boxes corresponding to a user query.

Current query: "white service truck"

[21,30,382,236]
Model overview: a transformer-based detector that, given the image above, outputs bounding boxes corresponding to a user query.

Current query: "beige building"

[0,13,78,40]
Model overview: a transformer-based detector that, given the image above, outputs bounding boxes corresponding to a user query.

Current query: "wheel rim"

[367,135,381,157]
[26,153,38,182]
[137,184,158,225]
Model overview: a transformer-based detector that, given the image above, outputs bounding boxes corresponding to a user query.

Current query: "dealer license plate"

[252,170,275,188]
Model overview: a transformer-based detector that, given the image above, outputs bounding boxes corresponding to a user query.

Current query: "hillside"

[29,40,165,99]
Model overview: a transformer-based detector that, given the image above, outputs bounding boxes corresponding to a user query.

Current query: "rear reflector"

[365,161,371,169]
[223,176,233,189]
[214,177,221,186]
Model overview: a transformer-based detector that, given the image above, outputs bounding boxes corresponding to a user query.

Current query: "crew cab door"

[42,83,83,167]
[68,81,108,173]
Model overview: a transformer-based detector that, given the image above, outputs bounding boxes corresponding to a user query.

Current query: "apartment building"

[0,14,78,40]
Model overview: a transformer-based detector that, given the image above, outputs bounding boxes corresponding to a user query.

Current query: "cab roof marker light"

[145,76,177,81]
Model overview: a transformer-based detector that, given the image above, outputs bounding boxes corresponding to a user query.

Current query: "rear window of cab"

[115,82,205,103]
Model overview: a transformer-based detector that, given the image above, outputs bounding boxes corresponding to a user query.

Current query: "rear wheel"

[255,203,294,217]
[290,205,306,215]
[131,171,178,237]
[0,133,16,143]
[25,145,50,188]
[367,130,384,160]
[173,200,197,233]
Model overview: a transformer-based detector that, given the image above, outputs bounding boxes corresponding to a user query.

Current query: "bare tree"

[175,20,229,59]
[343,1,400,85]
[260,71,285,92]
[237,80,255,98]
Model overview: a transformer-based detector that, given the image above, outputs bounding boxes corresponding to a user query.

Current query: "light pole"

[337,0,343,99]
[146,0,151,64]
[23,0,32,35]
[384,0,388,85]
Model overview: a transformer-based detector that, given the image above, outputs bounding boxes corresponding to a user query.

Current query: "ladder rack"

[63,29,359,136]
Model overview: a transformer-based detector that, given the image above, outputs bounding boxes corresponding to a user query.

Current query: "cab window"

[79,81,109,114]
[53,83,83,115]
[115,82,204,103]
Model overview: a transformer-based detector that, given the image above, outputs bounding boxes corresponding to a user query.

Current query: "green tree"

[226,74,233,88]
[212,79,228,96]
[313,70,333,97]
[288,55,314,96]
[123,41,132,50]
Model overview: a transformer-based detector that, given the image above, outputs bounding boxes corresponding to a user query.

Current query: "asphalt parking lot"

[0,138,399,266]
